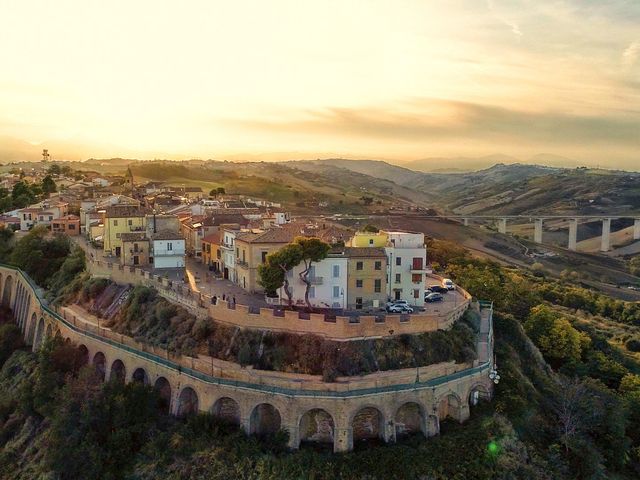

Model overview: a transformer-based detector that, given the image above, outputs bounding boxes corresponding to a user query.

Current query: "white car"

[385,300,414,313]
[442,278,455,290]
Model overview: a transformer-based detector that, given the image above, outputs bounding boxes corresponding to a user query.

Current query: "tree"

[11,181,35,208]
[42,175,57,195]
[295,237,331,308]
[524,305,590,367]
[258,243,303,305]
[362,224,379,233]
[47,163,61,175]
[209,187,226,198]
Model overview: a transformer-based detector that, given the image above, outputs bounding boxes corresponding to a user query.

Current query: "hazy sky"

[1,0,639,167]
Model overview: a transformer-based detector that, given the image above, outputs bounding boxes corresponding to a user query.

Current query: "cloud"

[622,41,640,68]
[228,99,640,150]
[486,0,523,39]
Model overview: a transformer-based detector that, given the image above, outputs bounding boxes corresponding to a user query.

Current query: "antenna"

[42,149,50,162]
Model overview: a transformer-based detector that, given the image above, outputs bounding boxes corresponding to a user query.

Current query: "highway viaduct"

[410,214,640,252]
[0,264,495,453]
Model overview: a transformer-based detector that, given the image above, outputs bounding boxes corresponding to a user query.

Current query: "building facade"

[344,247,388,310]
[103,205,146,257]
[284,252,348,309]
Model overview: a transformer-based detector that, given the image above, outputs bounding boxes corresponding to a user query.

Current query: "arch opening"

[249,403,281,437]
[394,402,425,439]
[176,387,199,418]
[132,367,148,385]
[34,317,45,349]
[438,393,462,422]
[154,377,172,414]
[110,359,126,383]
[211,397,241,426]
[77,345,89,366]
[352,406,385,445]
[299,408,334,447]
[93,352,107,381]
[469,384,491,407]
[2,275,12,307]
[26,313,37,346]
[45,324,53,340]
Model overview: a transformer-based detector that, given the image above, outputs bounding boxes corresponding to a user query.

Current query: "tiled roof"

[339,247,387,258]
[152,230,184,241]
[201,232,221,244]
[105,205,146,218]
[235,226,300,244]
[120,232,148,242]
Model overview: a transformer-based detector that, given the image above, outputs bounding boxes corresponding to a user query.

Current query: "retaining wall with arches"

[0,264,494,452]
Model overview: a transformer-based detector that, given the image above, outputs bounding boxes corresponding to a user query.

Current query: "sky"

[0,0,639,168]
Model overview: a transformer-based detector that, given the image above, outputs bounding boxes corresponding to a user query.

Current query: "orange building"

[52,214,81,236]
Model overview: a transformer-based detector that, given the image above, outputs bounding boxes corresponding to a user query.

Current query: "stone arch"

[93,352,107,381]
[13,286,22,328]
[351,406,385,444]
[22,295,32,331]
[438,392,462,422]
[394,402,426,439]
[45,323,53,339]
[110,359,126,383]
[26,313,37,345]
[2,275,13,307]
[299,408,335,446]
[131,367,149,385]
[176,386,199,418]
[211,397,241,426]
[34,317,45,349]
[249,403,282,436]
[77,344,89,366]
[154,377,172,414]
[469,383,491,407]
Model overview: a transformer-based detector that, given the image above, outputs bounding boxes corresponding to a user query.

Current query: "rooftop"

[152,230,184,241]
[120,232,148,243]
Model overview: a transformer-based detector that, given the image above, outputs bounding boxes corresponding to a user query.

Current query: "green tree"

[42,175,57,195]
[524,305,590,367]
[258,243,303,305]
[362,224,379,233]
[11,181,35,208]
[294,237,331,308]
[47,163,61,175]
[10,226,71,287]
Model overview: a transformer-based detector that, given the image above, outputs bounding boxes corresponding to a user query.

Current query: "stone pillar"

[568,218,578,251]
[634,219,640,241]
[334,426,352,452]
[462,218,469,227]
[497,218,507,234]
[601,218,611,252]
[534,218,543,244]
[286,424,300,450]
[426,415,440,437]
[241,416,251,435]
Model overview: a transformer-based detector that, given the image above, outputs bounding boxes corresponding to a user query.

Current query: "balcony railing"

[236,260,249,268]
[303,276,323,285]
[154,249,183,256]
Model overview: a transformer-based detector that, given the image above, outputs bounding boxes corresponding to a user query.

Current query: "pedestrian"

[222,293,226,301]
[232,295,236,306]
[212,295,217,305]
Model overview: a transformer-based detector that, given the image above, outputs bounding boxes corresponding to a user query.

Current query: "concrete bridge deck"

[0,264,494,452]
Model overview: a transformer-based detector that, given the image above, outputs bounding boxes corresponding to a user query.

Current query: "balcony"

[154,249,183,256]
[129,249,144,254]
[304,276,323,285]
[236,259,249,268]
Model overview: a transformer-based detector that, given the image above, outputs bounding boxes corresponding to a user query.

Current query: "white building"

[221,228,239,282]
[282,253,348,309]
[384,231,428,306]
[151,231,185,269]
[17,208,40,231]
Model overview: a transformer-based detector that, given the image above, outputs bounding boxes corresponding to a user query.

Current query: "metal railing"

[0,263,494,398]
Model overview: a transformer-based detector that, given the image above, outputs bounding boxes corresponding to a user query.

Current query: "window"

[113,220,118,226]
[128,219,133,226]
[412,257,423,270]
[374,261,382,270]
[395,273,401,283]
[396,256,402,266]
[414,289,420,299]
[412,273,422,283]
[261,251,268,263]
[369,239,374,245]
[374,279,382,293]
[68,224,75,230]
[309,286,316,298]
[355,297,363,309]
[333,265,340,277]
[167,242,173,251]
[333,286,340,298]
[356,279,363,288]
[356,261,363,271]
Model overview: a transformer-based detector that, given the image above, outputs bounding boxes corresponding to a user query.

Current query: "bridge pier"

[462,218,469,227]
[601,218,611,252]
[634,218,640,241]
[497,218,507,234]
[534,218,543,244]
[568,218,578,251]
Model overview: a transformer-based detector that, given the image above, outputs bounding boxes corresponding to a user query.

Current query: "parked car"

[428,285,448,294]
[442,278,455,290]
[387,303,414,313]
[425,292,444,303]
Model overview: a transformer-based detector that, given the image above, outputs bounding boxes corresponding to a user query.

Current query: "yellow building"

[201,232,222,272]
[103,205,146,257]
[347,231,388,248]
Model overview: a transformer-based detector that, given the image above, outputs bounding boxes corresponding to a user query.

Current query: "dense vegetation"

[68,280,477,380]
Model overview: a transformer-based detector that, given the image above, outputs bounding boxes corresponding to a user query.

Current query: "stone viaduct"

[0,264,494,452]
